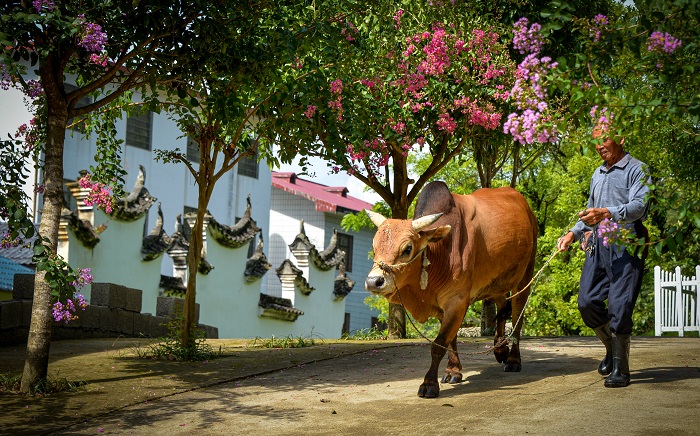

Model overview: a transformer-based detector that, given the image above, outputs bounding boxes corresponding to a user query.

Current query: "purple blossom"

[597,218,619,247]
[26,80,44,98]
[79,22,108,53]
[647,31,682,54]
[32,0,55,12]
[1,232,24,249]
[512,18,543,55]
[590,14,608,43]
[70,268,93,290]
[0,63,12,90]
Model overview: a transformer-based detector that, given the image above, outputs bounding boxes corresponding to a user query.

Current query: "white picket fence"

[654,265,700,337]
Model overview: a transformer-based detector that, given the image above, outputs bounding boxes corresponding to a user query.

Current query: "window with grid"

[186,136,200,163]
[64,84,91,133]
[237,150,258,179]
[337,232,353,272]
[126,108,152,150]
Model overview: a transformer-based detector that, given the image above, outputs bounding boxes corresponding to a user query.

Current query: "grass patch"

[0,372,88,396]
[246,332,321,349]
[128,317,224,361]
[341,326,388,340]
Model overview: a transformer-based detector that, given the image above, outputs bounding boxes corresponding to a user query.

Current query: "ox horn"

[412,213,443,231]
[365,210,387,228]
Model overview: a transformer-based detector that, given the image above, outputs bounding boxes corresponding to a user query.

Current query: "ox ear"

[412,213,443,231]
[422,225,451,243]
[365,209,387,228]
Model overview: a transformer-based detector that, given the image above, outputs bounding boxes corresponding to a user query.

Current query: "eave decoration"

[63,208,100,248]
[141,203,171,261]
[258,293,303,322]
[333,261,355,301]
[109,165,157,222]
[276,259,315,295]
[208,195,260,249]
[244,235,271,283]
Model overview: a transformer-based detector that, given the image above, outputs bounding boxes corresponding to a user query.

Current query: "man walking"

[557,125,650,387]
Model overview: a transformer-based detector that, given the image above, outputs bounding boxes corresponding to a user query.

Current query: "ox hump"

[414,181,456,219]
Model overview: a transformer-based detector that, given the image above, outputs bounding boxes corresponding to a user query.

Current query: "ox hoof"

[504,362,522,372]
[441,372,463,384]
[494,347,509,364]
[418,383,440,398]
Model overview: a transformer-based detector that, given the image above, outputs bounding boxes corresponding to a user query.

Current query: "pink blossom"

[330,79,344,95]
[647,31,682,54]
[436,113,456,134]
[304,104,317,119]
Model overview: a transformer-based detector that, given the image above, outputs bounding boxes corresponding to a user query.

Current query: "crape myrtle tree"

[541,0,700,256]
[263,0,540,338]
[511,0,700,336]
[152,0,344,348]
[0,0,225,392]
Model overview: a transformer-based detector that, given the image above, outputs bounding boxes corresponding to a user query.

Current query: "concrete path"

[1,337,699,435]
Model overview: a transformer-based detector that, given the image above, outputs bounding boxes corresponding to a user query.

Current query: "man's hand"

[557,231,575,252]
[578,207,611,226]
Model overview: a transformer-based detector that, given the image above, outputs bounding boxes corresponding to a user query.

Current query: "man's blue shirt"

[571,152,650,240]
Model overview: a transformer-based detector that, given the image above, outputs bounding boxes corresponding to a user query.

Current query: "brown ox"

[365,181,537,398]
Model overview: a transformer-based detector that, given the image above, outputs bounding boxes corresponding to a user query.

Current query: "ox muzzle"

[365,264,394,295]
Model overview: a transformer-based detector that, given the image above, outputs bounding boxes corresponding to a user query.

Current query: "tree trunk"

[181,204,206,348]
[387,188,410,339]
[21,99,67,392]
[480,299,497,336]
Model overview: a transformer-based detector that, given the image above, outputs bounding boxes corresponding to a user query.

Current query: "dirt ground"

[1,336,699,435]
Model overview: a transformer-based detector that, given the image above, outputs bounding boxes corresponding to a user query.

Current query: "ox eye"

[401,244,412,257]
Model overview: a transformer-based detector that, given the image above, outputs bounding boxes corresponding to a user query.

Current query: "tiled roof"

[271,172,374,213]
[0,222,36,267]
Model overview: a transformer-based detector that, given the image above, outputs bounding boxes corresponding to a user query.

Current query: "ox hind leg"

[502,272,533,372]
[418,298,468,398]
[492,295,510,365]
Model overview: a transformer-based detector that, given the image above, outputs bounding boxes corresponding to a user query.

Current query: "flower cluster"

[504,18,558,145]
[32,0,55,12]
[1,232,24,249]
[52,293,88,324]
[25,79,44,98]
[340,20,358,42]
[78,174,114,214]
[647,31,682,54]
[590,105,613,128]
[327,79,344,121]
[70,267,94,290]
[77,15,108,53]
[589,14,608,43]
[393,9,404,29]
[512,18,543,55]
[1,63,12,91]
[14,117,41,151]
[304,104,317,119]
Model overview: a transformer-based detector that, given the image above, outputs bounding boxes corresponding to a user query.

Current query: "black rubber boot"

[593,323,612,376]
[604,334,631,388]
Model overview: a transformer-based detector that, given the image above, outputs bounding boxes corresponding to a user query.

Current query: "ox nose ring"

[365,276,385,291]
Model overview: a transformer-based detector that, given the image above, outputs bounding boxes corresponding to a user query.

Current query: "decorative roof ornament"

[141,203,171,261]
[208,195,261,248]
[165,214,214,275]
[109,165,157,222]
[63,208,100,248]
[333,261,355,301]
[245,235,271,283]
[310,228,346,271]
[258,293,304,321]
[276,259,315,295]
[159,275,186,297]
[288,220,313,253]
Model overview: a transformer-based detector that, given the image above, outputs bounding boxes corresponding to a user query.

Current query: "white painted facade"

[265,186,381,333]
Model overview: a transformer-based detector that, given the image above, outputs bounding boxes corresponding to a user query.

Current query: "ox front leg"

[418,302,466,398]
[440,337,463,384]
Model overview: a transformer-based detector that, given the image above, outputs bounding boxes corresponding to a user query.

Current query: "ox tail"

[496,300,512,322]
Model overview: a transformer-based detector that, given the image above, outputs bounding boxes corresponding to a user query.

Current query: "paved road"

[2,337,699,435]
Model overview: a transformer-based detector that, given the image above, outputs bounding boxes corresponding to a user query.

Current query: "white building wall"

[324,214,380,333]
[264,189,325,298]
